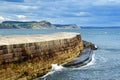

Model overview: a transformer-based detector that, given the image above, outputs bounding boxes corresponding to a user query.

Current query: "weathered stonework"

[0,32,83,80]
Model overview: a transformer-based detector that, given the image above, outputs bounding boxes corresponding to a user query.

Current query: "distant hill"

[54,24,80,29]
[0,21,55,29]
[81,26,120,29]
[0,21,80,29]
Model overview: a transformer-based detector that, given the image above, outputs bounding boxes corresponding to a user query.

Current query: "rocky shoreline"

[0,32,97,80]
[62,48,93,68]
[62,40,97,68]
[38,41,97,80]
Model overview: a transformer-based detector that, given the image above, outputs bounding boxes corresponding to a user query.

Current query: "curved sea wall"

[0,32,83,80]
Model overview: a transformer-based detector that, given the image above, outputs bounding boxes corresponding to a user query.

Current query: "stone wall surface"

[0,32,83,80]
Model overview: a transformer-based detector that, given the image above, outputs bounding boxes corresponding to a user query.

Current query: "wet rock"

[83,40,98,50]
[62,48,93,68]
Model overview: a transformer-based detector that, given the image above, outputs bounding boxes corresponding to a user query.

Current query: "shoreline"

[0,32,97,80]
[38,41,97,80]
[62,40,97,68]
[62,47,93,68]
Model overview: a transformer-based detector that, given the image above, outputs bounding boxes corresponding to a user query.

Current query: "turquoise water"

[0,29,120,80]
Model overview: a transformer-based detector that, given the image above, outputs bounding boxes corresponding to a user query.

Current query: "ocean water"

[0,29,120,80]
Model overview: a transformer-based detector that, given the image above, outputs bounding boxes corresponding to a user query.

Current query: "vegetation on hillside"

[0,20,80,29]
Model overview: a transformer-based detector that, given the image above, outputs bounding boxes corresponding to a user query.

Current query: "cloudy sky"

[0,0,120,26]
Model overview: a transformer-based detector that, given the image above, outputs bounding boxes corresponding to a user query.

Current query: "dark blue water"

[0,29,120,80]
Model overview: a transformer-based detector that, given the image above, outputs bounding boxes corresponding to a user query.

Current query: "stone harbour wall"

[0,32,83,80]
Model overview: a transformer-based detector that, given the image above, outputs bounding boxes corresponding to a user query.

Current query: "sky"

[0,0,120,27]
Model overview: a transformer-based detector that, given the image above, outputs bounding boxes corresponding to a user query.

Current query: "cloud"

[3,0,24,2]
[74,12,91,17]
[0,0,120,26]
[39,0,60,2]
[18,5,38,10]
[0,16,5,20]
[15,15,26,19]
[93,0,120,5]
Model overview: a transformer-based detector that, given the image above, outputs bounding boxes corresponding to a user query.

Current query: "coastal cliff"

[0,32,83,80]
[0,21,80,29]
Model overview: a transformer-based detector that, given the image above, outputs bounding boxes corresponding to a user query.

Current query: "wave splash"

[83,53,95,67]
[51,64,64,71]
[37,64,64,80]
[71,53,96,70]
[36,54,96,80]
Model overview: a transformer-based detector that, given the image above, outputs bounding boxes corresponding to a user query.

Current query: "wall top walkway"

[0,32,80,45]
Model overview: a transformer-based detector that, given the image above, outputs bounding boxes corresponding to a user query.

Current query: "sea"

[0,28,120,80]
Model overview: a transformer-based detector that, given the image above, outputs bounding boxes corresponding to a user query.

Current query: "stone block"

[14,52,22,57]
[0,55,3,60]
[0,50,3,54]
[3,53,13,59]
[0,45,7,50]
[19,44,25,47]
[13,48,22,52]
[7,49,13,53]
[3,49,8,54]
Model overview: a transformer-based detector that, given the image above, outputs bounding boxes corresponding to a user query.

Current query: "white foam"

[84,54,95,67]
[40,54,96,78]
[95,45,98,49]
[51,64,64,71]
[74,53,96,69]
[40,64,64,79]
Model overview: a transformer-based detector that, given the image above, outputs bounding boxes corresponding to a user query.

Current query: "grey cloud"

[1,0,24,2]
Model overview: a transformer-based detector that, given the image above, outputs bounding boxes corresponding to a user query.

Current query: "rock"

[62,48,93,68]
[83,40,98,50]
[62,40,97,68]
